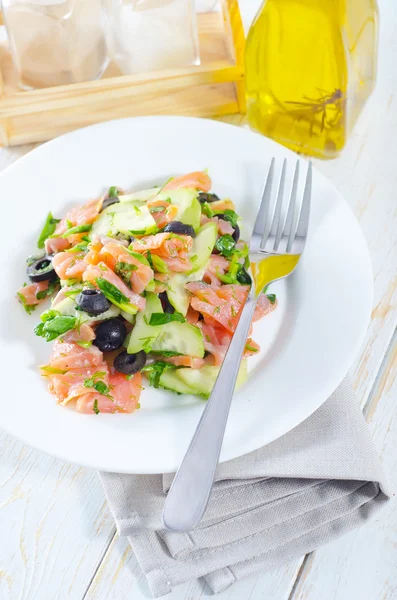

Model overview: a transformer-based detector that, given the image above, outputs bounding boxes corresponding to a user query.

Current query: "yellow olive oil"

[245,0,379,159]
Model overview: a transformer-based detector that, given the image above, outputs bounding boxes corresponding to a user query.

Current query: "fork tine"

[253,157,274,237]
[272,159,287,251]
[285,161,300,253]
[295,162,312,240]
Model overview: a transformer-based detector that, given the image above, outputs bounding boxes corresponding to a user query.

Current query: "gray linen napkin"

[100,378,390,597]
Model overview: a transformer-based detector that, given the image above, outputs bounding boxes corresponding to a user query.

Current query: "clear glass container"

[245,0,379,159]
[2,0,109,89]
[102,0,200,75]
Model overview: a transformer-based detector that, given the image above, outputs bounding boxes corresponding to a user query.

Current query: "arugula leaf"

[34,313,77,342]
[114,261,138,287]
[93,399,100,414]
[215,234,236,258]
[267,293,277,305]
[37,212,61,249]
[141,361,174,388]
[61,224,92,238]
[96,277,130,305]
[36,279,58,301]
[17,291,37,315]
[149,312,185,326]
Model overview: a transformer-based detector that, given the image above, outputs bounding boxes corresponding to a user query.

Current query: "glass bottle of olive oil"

[245,0,379,159]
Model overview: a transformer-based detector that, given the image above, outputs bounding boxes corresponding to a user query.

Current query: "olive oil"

[245,0,379,159]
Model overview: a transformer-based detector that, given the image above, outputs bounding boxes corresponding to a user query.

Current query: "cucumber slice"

[151,321,204,357]
[176,360,248,398]
[159,188,201,231]
[187,222,217,274]
[127,292,205,356]
[113,203,157,236]
[127,292,163,354]
[167,274,189,315]
[90,201,157,238]
[158,369,195,395]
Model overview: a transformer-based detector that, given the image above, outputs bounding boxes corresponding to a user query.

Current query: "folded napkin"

[100,378,390,597]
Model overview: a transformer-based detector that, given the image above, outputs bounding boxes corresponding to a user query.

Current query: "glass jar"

[245,0,379,159]
[102,0,200,75]
[2,0,108,89]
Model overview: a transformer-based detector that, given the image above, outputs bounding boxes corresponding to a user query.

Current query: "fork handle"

[162,291,258,532]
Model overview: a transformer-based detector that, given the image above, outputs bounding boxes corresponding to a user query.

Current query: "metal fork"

[163,158,312,533]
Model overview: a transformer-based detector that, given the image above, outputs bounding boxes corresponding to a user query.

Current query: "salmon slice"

[147,199,179,229]
[76,372,142,414]
[45,197,101,254]
[210,199,236,212]
[83,263,146,311]
[163,171,212,192]
[62,323,95,344]
[98,242,154,295]
[46,341,104,371]
[17,281,53,308]
[130,233,193,258]
[163,356,206,369]
[52,251,86,280]
[203,255,230,287]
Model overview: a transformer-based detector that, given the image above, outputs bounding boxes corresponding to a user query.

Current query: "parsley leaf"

[61,224,92,238]
[93,399,100,414]
[96,277,130,306]
[215,234,236,258]
[84,373,113,398]
[149,312,185,326]
[267,293,277,305]
[34,312,77,342]
[141,361,173,388]
[37,212,61,249]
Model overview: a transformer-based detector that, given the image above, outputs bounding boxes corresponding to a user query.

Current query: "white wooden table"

[1,1,397,598]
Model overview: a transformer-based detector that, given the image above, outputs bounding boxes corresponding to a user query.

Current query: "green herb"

[93,399,100,414]
[201,202,214,218]
[222,209,239,228]
[150,254,168,274]
[149,206,166,214]
[215,234,236,258]
[190,255,198,263]
[61,224,92,238]
[40,365,67,375]
[267,293,277,305]
[146,250,153,268]
[96,277,130,306]
[245,343,259,353]
[143,315,149,325]
[84,373,112,398]
[231,305,237,317]
[141,361,173,388]
[133,204,141,215]
[213,306,221,315]
[35,279,58,301]
[64,287,83,299]
[108,186,119,198]
[76,340,93,348]
[149,312,185,326]
[82,235,91,242]
[37,212,61,249]
[65,242,89,253]
[17,291,37,315]
[139,336,156,352]
[34,312,77,342]
[114,261,138,287]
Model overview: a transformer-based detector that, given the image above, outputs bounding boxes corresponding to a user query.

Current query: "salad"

[17,171,276,414]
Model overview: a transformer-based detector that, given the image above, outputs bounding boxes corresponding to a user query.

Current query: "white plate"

[0,117,372,473]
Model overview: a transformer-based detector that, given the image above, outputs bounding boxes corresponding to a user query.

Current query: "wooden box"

[0,0,245,146]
